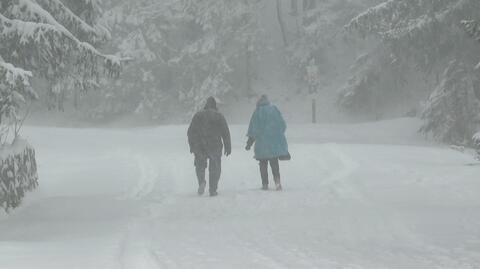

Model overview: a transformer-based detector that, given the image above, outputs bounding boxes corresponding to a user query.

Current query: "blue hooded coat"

[247,96,289,160]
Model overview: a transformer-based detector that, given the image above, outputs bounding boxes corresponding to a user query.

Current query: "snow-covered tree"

[0,0,123,211]
[462,19,480,69]
[340,0,480,119]
[473,131,480,159]
[0,60,37,144]
[0,0,122,115]
[83,0,164,119]
[461,19,480,147]
[286,0,379,94]
[420,60,480,144]
[168,0,262,114]
[94,0,262,120]
[462,20,480,42]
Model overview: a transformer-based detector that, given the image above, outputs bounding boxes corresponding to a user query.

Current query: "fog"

[1,0,480,268]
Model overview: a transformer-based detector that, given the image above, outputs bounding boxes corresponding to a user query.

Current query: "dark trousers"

[195,152,221,193]
[259,158,280,186]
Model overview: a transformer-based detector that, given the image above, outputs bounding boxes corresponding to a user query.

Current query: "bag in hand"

[279,153,291,161]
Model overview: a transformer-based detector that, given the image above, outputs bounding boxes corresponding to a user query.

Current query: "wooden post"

[245,37,253,97]
[73,87,79,110]
[312,98,316,124]
[276,0,288,47]
[290,0,298,15]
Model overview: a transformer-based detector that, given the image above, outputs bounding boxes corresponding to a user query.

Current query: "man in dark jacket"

[188,97,231,196]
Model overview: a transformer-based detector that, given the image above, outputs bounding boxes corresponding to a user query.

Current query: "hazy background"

[16,0,479,149]
[26,0,387,126]
[3,1,480,268]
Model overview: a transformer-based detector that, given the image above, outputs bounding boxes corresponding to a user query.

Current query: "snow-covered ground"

[1,118,479,269]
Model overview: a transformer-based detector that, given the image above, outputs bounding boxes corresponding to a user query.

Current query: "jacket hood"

[204,97,217,110]
[257,95,270,107]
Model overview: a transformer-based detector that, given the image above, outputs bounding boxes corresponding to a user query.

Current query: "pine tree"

[420,60,480,144]
[473,132,480,159]
[462,19,480,69]
[169,0,262,114]
[0,0,123,138]
[462,19,480,148]
[286,0,382,95]
[340,0,480,118]
[0,59,37,144]
[96,0,262,120]
[0,0,124,211]
[87,0,168,119]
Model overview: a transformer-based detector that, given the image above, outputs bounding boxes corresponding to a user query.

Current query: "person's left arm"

[275,106,287,133]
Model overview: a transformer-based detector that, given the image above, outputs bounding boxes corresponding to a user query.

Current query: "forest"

[2,0,480,145]
[1,1,480,268]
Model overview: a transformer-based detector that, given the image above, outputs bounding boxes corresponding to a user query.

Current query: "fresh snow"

[1,118,480,268]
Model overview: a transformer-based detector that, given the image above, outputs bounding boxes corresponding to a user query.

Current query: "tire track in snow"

[318,144,480,267]
[321,143,365,201]
[117,221,162,269]
[114,151,164,269]
[114,151,160,201]
[128,154,159,200]
[116,150,193,269]
[119,144,367,268]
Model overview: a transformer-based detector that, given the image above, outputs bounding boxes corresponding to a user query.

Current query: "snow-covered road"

[1,119,479,269]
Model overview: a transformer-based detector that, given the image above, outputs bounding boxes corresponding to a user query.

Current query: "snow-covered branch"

[346,0,478,41]
[0,139,38,212]
[462,20,480,43]
[6,0,107,44]
[0,61,32,91]
[0,59,37,143]
[35,0,109,42]
[0,12,123,78]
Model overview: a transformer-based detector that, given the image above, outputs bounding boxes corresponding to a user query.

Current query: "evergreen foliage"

[420,60,480,144]
[0,0,122,129]
[343,0,480,143]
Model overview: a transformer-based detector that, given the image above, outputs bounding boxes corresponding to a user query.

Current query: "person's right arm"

[187,113,199,153]
[245,137,255,151]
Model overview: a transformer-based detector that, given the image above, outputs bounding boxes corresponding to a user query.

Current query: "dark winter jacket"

[247,95,289,160]
[188,97,231,156]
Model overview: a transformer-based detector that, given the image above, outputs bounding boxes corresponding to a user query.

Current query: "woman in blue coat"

[246,95,290,191]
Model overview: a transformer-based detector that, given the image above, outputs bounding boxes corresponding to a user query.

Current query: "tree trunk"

[276,0,288,47]
[303,0,315,11]
[312,98,317,123]
[73,87,79,110]
[58,90,65,112]
[245,37,253,97]
[290,0,298,15]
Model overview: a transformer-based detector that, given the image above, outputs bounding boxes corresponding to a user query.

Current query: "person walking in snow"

[245,95,290,191]
[188,97,231,196]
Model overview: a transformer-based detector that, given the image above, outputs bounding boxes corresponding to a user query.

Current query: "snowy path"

[1,119,480,268]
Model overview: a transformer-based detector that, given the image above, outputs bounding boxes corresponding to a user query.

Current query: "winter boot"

[196,168,206,196]
[209,191,218,197]
[198,181,206,195]
[275,183,283,191]
[274,176,282,191]
[261,184,269,191]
